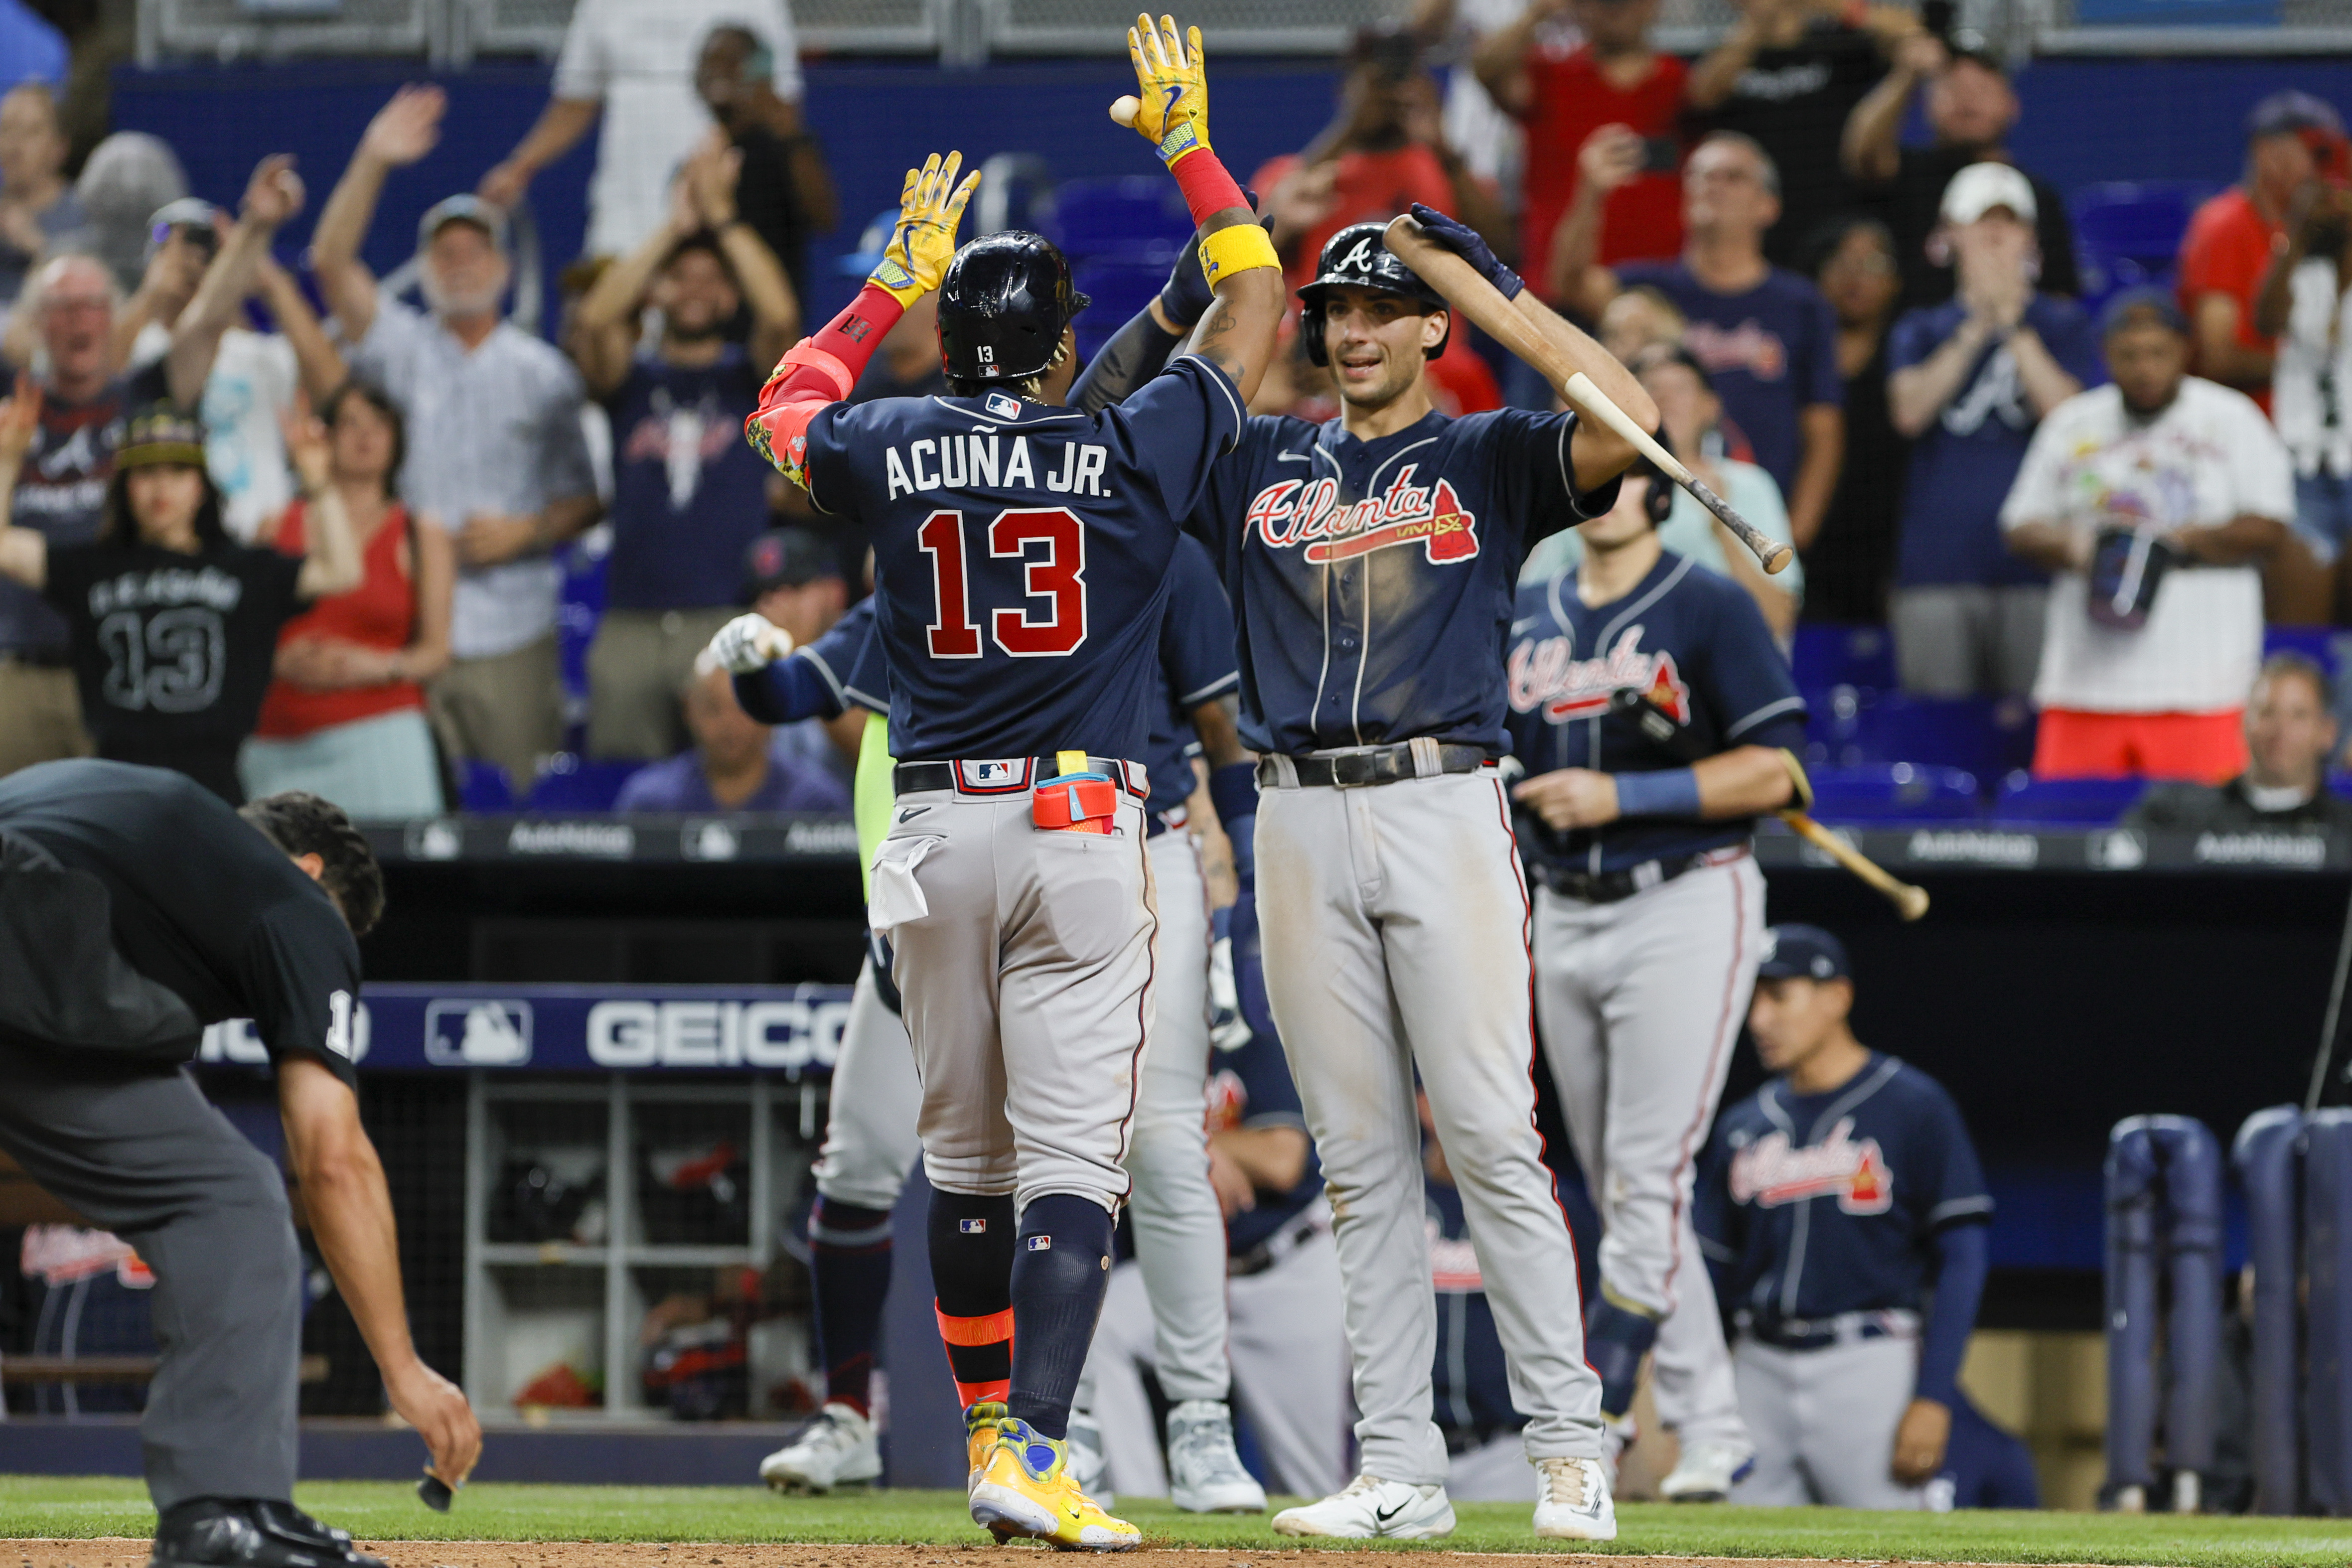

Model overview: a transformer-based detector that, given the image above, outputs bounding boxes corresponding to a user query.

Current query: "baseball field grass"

[6,1478,2352,1566]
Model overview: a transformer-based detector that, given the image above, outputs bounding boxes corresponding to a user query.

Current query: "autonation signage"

[198,984,853,1075]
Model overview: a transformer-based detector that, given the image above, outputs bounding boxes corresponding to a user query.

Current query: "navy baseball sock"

[1585,1296,1661,1419]
[807,1195,894,1416]
[1006,1193,1116,1441]
[927,1189,1017,1409]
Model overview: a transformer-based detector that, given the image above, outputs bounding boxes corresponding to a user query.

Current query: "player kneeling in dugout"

[1695,925,1994,1510]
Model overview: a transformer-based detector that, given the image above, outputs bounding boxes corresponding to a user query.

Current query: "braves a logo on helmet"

[1244,464,1479,566]
[1506,625,1691,723]
[1728,1118,1894,1215]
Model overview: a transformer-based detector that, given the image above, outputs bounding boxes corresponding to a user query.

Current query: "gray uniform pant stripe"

[0,1042,299,1510]
[1256,770,1603,1484]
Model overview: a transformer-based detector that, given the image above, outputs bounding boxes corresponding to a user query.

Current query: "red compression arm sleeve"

[745,282,911,491]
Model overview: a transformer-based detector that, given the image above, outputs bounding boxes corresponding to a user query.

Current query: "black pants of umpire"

[0,1040,301,1508]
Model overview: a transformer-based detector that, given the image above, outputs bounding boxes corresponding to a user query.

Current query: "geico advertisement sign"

[586,998,849,1069]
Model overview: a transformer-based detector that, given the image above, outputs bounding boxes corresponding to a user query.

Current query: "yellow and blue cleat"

[967,1410,1141,1551]
[964,1401,1006,1494]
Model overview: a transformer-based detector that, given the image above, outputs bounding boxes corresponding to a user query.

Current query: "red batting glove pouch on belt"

[1032,773,1119,834]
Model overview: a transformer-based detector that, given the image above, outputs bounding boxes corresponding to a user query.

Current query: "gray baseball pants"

[853,800,1234,1396]
[1730,1322,1928,1509]
[1084,1222,1350,1500]
[0,1042,300,1509]
[1256,765,1605,1485]
[1535,856,1762,1452]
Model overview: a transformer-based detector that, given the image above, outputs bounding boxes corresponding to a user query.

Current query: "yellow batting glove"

[871,150,981,306]
[1119,13,1211,166]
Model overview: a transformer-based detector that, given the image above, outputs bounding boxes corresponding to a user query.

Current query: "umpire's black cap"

[1758,925,1850,983]
[936,232,1091,384]
[1297,221,1450,367]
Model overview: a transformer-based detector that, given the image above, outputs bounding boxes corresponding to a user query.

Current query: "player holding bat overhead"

[1502,452,1807,1503]
[1161,209,1651,1543]
[735,12,1282,1552]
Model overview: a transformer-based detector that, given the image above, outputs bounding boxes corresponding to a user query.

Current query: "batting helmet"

[936,232,1091,384]
[1296,222,1450,368]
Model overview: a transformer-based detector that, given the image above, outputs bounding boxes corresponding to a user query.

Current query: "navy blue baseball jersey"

[1505,552,1808,876]
[797,356,1246,762]
[1695,1052,1993,1327]
[1206,1021,1323,1259]
[735,597,893,725]
[1183,407,1619,757]
[1145,534,1239,816]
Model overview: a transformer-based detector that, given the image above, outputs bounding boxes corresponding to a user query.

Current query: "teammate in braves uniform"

[1169,210,1653,1542]
[737,538,1267,1514]
[1697,925,1994,1509]
[1502,459,1808,1501]
[724,20,1284,1546]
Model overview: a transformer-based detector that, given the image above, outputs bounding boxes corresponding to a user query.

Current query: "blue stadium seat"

[1804,763,1981,822]
[1808,691,2036,781]
[1990,771,2149,826]
[523,756,641,813]
[1790,623,1896,695]
[1072,254,1172,363]
[2069,181,2218,310]
[456,759,514,812]
[1039,177,1192,262]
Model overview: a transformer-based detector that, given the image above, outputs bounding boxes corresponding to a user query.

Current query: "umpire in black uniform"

[0,758,479,1568]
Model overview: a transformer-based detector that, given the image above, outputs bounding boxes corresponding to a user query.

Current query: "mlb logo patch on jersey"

[985,392,1022,420]
[1027,1235,1051,1251]
[959,1219,988,1233]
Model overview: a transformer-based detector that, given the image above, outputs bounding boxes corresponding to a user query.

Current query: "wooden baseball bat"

[1382,214,1793,577]
[1777,809,1930,922]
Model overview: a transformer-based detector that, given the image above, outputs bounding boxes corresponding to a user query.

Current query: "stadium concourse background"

[65,31,2352,1513]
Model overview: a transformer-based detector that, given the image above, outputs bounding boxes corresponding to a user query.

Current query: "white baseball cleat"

[759,1402,881,1493]
[1271,1474,1455,1540]
[1532,1455,1617,1541]
[1658,1439,1755,1503]
[1165,1400,1266,1513]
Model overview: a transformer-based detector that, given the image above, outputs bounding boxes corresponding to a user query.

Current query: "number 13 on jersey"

[917,506,1091,659]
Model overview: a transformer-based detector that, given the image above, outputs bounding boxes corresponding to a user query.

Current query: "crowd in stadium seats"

[0,0,2345,830]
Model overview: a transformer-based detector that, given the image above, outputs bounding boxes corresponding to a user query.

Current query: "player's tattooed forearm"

[1192,302,1242,373]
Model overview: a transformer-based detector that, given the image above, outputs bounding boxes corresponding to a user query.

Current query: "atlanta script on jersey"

[1184,407,1618,757]
[1697,1053,1992,1327]
[1505,551,1807,876]
[794,357,1245,763]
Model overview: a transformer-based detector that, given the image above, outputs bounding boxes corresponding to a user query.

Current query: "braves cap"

[744,527,840,598]
[1757,924,1850,983]
[2098,285,2188,342]
[419,194,510,253]
[1939,162,2037,226]
[2249,90,2344,142]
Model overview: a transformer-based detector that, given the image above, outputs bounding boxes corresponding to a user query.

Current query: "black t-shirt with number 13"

[42,540,305,804]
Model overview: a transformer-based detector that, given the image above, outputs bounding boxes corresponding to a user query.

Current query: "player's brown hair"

[239,791,387,937]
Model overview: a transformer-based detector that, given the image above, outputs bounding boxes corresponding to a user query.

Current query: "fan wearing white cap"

[1881,161,2103,701]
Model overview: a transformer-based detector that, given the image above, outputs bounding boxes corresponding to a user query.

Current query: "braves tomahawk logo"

[1246,463,1480,565]
[1507,625,1691,723]
[1728,1118,1894,1215]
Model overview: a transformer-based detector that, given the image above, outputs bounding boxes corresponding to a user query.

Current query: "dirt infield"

[0,1541,2145,1568]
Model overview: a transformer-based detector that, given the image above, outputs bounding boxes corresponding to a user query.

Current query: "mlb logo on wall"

[425,999,534,1066]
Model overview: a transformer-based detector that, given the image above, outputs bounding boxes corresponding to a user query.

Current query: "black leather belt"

[1259,742,1490,790]
[893,755,1145,800]
[1530,852,1711,904]
[1747,1309,1918,1353]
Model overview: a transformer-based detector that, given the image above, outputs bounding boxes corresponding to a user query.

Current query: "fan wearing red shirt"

[1254,24,1511,296]
[2179,91,2348,414]
[1473,0,1687,294]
